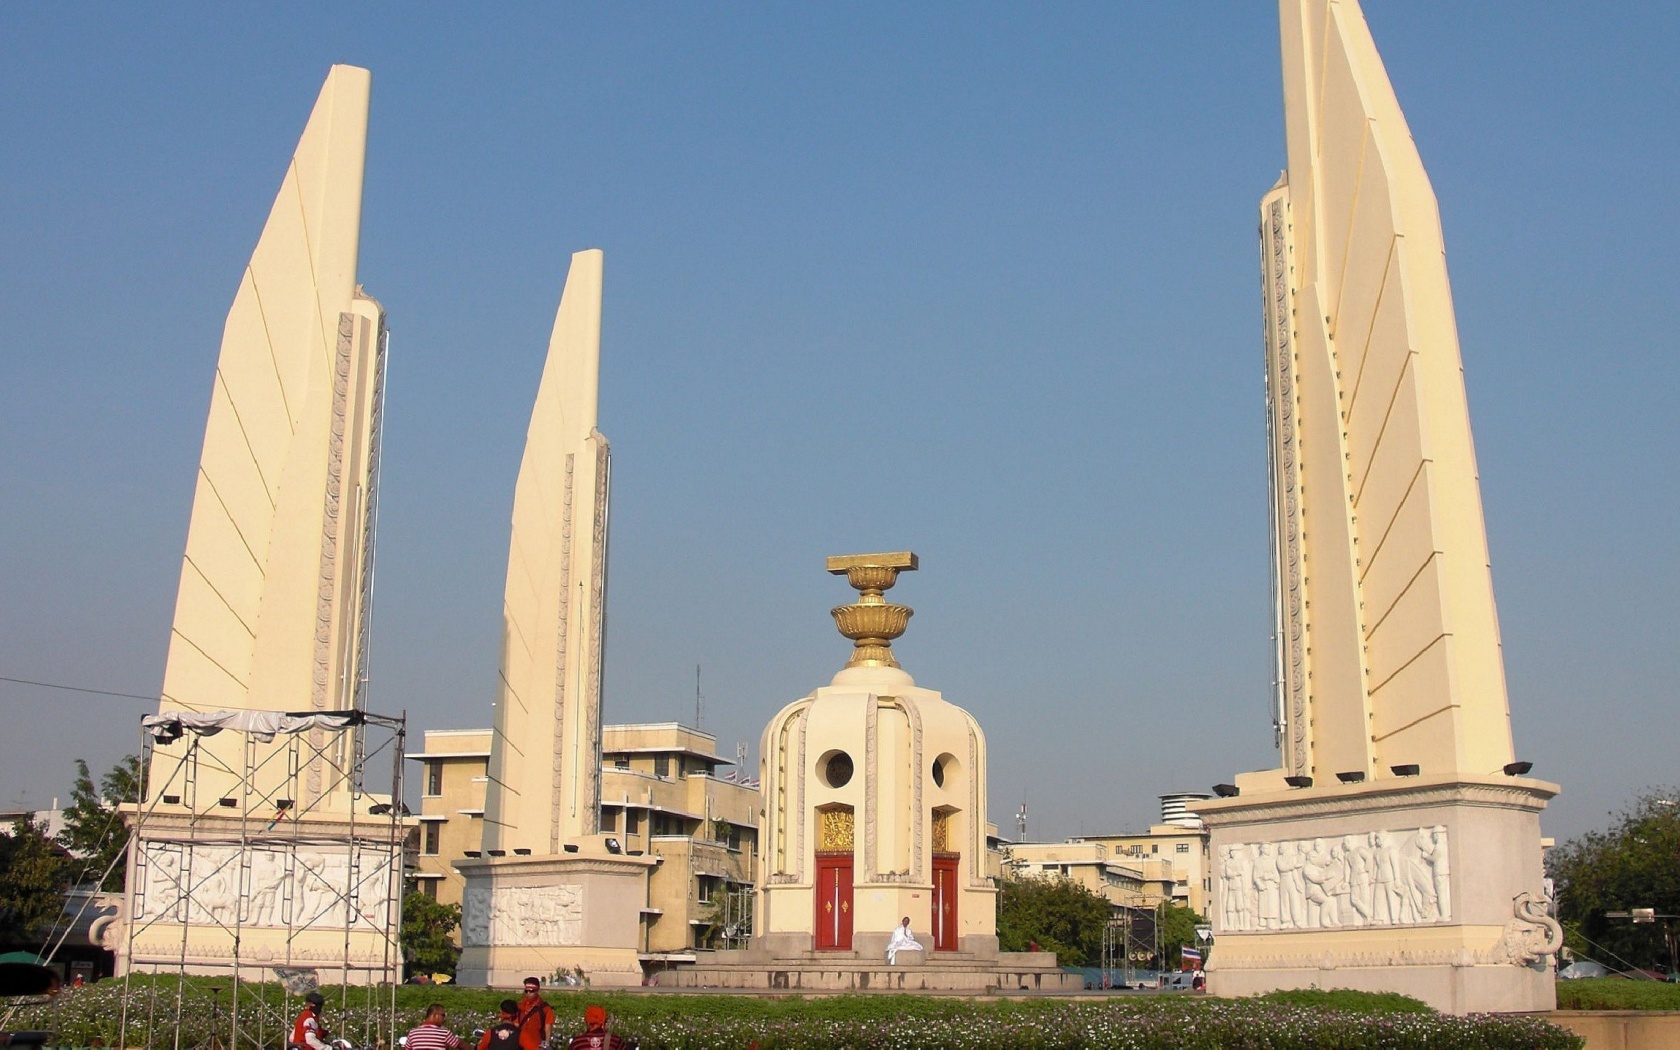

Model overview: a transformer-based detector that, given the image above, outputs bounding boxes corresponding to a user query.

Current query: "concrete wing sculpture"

[482,250,610,854]
[154,65,386,807]
[1262,0,1515,782]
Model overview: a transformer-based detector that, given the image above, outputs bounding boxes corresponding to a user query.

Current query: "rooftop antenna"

[1016,800,1028,841]
[735,741,749,770]
[695,663,702,729]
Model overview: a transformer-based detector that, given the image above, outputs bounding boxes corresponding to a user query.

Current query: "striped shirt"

[405,1024,466,1050]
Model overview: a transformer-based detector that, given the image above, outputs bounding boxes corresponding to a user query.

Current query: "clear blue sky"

[1,3,1674,845]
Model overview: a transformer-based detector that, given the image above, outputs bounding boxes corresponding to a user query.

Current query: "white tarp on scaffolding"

[142,709,364,744]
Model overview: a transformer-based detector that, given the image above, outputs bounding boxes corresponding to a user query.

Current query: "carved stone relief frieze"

[461,883,583,947]
[1217,826,1451,933]
[135,841,394,930]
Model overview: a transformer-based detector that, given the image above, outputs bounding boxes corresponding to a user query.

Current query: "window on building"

[426,761,443,796]
[1176,843,1190,854]
[654,755,670,778]
[611,755,629,770]
[1151,844,1159,854]
[697,876,716,904]
[420,878,437,900]
[423,822,440,856]
[626,810,640,835]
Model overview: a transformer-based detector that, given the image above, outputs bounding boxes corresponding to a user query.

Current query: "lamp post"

[1604,910,1679,978]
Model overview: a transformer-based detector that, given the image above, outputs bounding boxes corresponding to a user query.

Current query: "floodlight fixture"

[1335,771,1366,784]
[1503,761,1534,776]
[1283,775,1313,789]
[1389,764,1420,777]
[1212,784,1240,798]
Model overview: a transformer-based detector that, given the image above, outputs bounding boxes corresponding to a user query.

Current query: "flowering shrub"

[8,980,1582,1050]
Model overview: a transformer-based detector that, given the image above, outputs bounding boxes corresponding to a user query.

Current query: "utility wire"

[0,674,155,702]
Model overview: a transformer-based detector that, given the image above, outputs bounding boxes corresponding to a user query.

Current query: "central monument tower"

[661,553,1077,989]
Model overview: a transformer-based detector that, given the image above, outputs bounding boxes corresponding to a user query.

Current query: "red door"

[932,854,960,951]
[815,854,853,950]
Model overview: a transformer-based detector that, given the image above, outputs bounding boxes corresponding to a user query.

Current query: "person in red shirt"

[514,978,554,1050]
[403,1004,466,1050]
[477,1000,521,1050]
[566,1006,628,1050]
[290,992,330,1050]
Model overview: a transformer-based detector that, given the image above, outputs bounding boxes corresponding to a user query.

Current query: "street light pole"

[1604,910,1679,977]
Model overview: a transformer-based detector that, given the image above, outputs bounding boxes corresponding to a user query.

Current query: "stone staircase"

[655,947,1085,992]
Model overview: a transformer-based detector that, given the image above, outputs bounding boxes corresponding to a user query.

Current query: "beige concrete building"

[1002,841,1176,912]
[1067,792,1214,916]
[410,729,492,907]
[1198,0,1561,1014]
[409,723,759,963]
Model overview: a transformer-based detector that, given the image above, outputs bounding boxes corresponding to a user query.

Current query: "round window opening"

[823,751,854,789]
[932,752,960,788]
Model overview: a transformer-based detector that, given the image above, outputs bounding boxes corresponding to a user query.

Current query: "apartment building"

[1002,839,1178,910]
[408,722,759,959]
[1073,793,1214,915]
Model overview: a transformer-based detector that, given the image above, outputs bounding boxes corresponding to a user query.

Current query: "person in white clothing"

[885,916,924,964]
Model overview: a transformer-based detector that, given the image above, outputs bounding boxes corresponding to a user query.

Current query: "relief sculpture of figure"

[1277,840,1308,929]
[463,887,491,946]
[248,851,285,927]
[1420,825,1452,921]
[1301,837,1339,928]
[1407,828,1440,921]
[1219,846,1243,929]
[1344,834,1374,925]
[1226,844,1256,929]
[1370,831,1412,925]
[1253,842,1281,929]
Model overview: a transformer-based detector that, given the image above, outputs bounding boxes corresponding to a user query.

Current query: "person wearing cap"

[404,1004,466,1050]
[477,1000,521,1050]
[290,992,331,1050]
[514,978,555,1050]
[566,1006,628,1050]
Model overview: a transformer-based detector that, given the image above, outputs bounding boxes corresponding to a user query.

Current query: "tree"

[400,892,461,978]
[996,874,1110,967]
[59,755,143,891]
[0,817,73,947]
[1548,787,1680,971]
[1156,900,1204,968]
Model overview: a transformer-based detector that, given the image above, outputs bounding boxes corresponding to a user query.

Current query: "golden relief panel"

[818,807,854,852]
[932,810,950,853]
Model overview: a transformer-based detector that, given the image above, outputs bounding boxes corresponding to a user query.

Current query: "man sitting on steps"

[885,916,924,964]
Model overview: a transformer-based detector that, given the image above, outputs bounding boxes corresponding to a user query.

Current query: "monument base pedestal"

[117,811,404,986]
[455,841,655,989]
[1197,775,1562,1014]
[660,937,1080,991]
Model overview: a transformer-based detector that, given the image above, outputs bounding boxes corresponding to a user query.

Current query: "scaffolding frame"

[1101,906,1161,988]
[118,709,407,1050]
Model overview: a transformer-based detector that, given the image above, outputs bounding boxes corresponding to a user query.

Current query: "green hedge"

[1555,976,1680,1011]
[8,979,1582,1050]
